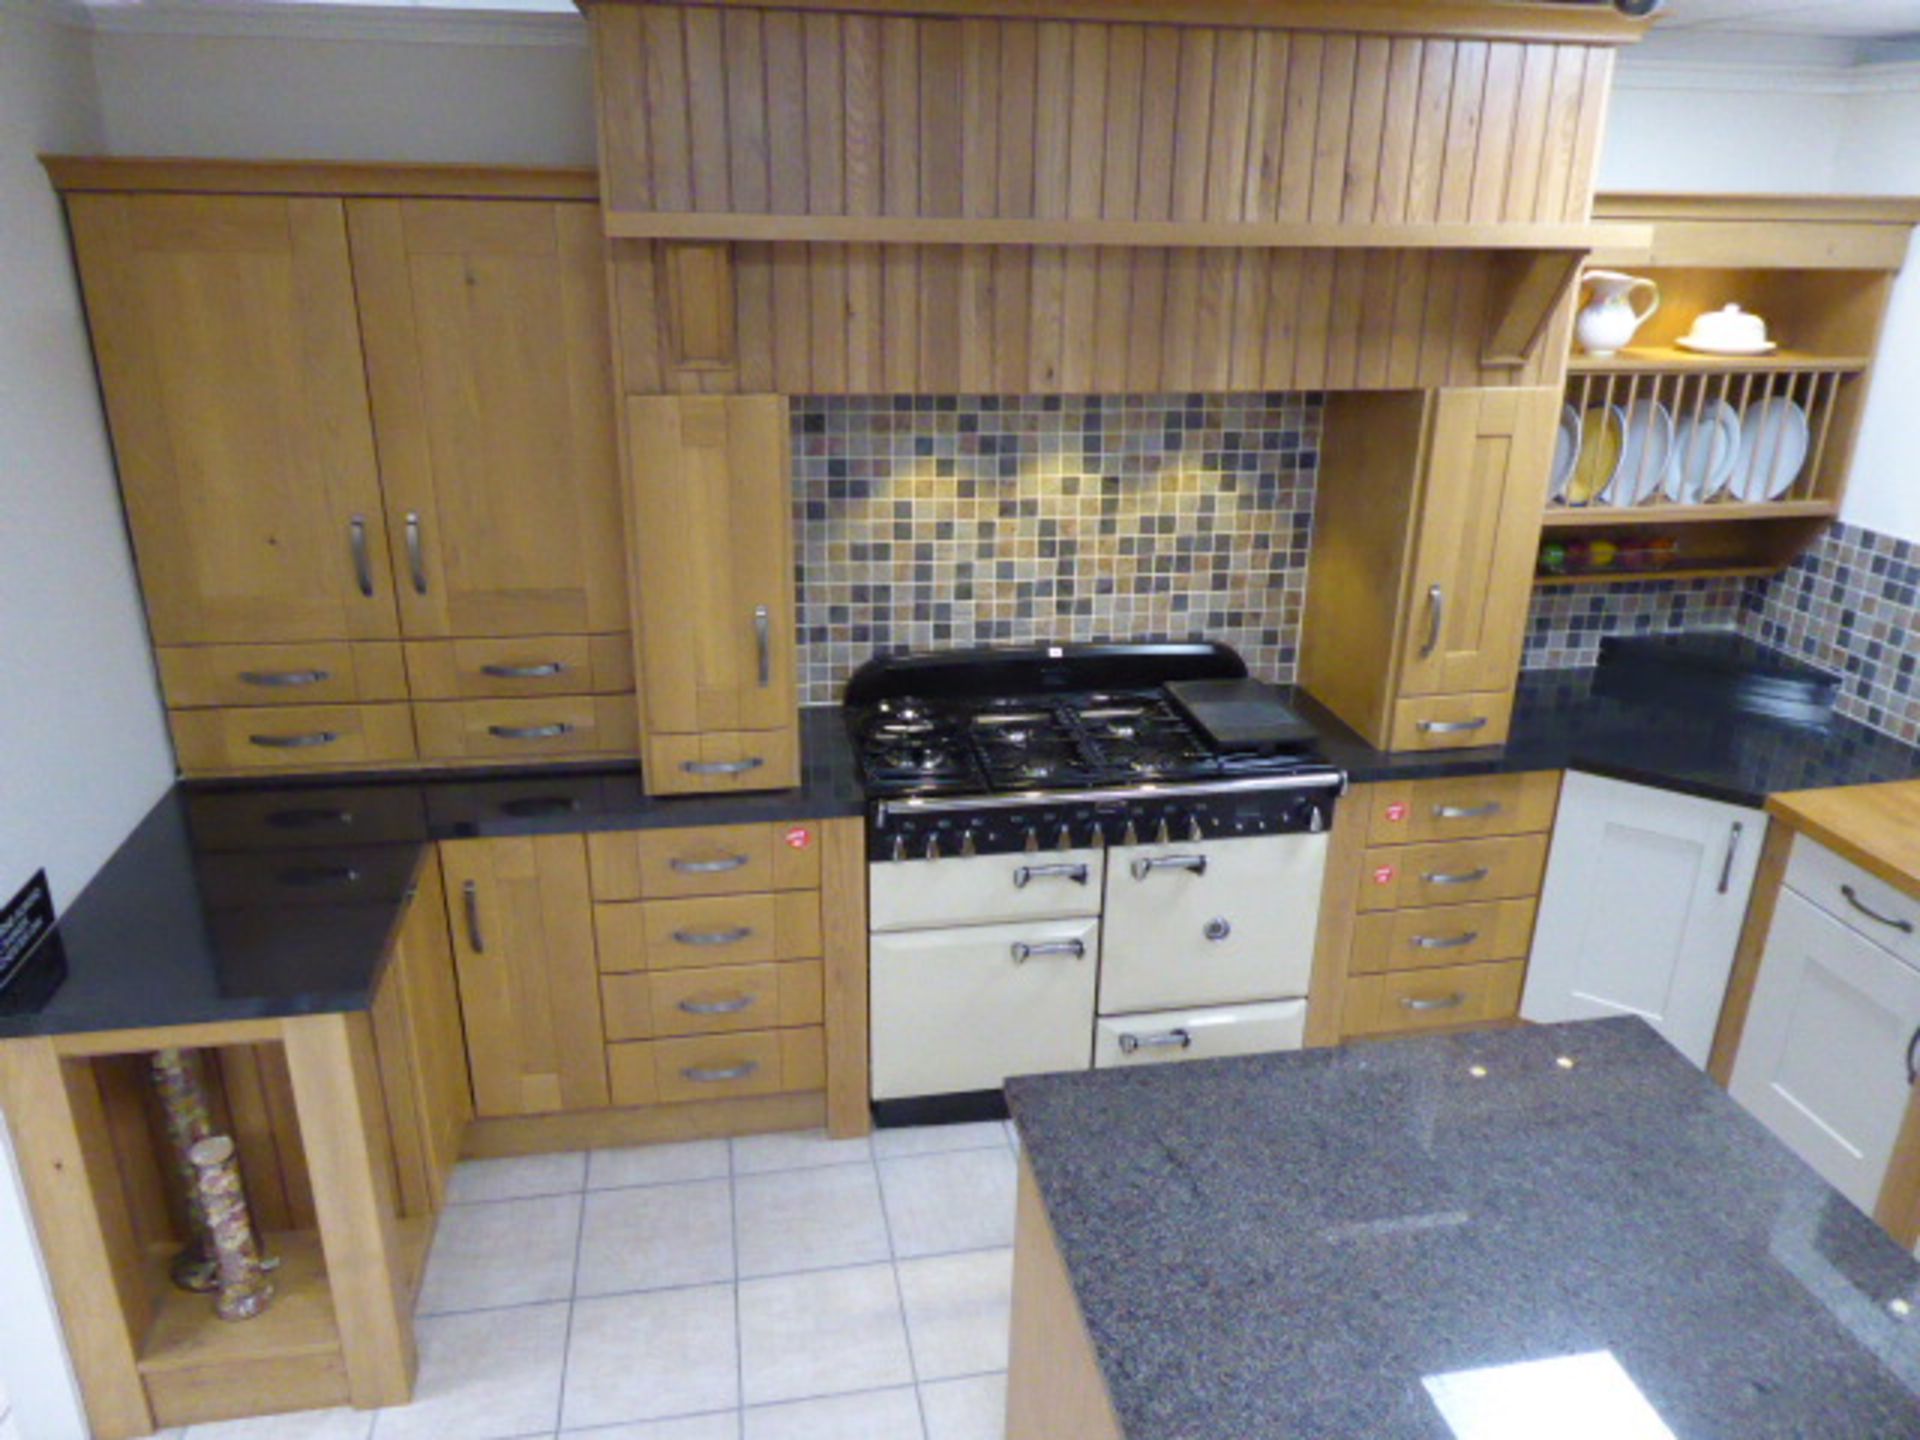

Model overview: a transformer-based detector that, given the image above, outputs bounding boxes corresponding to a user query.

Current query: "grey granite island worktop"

[1005,1018,1920,1440]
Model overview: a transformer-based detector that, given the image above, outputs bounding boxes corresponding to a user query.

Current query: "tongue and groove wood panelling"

[611,240,1576,394]
[589,7,1616,229]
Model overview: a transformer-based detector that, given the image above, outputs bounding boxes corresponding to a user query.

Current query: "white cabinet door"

[870,917,1099,1100]
[1520,771,1761,1067]
[1730,890,1920,1213]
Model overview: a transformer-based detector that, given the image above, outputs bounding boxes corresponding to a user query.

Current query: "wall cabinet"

[1302,387,1559,752]
[1521,772,1761,1067]
[626,395,799,794]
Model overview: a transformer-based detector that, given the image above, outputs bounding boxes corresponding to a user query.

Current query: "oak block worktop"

[1769,780,1920,903]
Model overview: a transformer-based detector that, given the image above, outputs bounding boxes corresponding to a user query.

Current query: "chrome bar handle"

[1401,992,1467,1013]
[1129,854,1209,881]
[1717,821,1745,895]
[463,879,485,953]
[349,515,374,598]
[1908,1024,1920,1086]
[1410,931,1480,951]
[1418,718,1489,736]
[482,661,566,680]
[754,604,772,687]
[1433,802,1501,820]
[1843,884,1916,934]
[682,758,766,776]
[671,927,755,947]
[240,669,331,689]
[1118,1029,1193,1055]
[1012,862,1090,888]
[405,511,428,594]
[275,864,361,888]
[488,723,574,741]
[1421,584,1444,658]
[247,731,340,750]
[670,854,751,875]
[679,995,756,1016]
[1424,867,1491,887]
[1011,939,1087,964]
[683,1062,758,1083]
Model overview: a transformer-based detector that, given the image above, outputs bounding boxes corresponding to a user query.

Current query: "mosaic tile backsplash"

[1743,522,1920,746]
[791,394,1320,705]
[1520,577,1745,671]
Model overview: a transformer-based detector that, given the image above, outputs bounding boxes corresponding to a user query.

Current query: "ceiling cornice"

[1615,55,1920,98]
[79,1,586,47]
[0,0,92,29]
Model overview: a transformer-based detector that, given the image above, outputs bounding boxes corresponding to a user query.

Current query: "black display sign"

[0,870,58,997]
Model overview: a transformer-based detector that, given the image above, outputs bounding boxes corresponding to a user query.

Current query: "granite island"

[1004,1018,1920,1439]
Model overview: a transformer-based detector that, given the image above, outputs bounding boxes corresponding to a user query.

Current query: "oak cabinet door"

[67,194,396,644]
[628,395,796,736]
[441,835,609,1118]
[349,199,627,639]
[1398,388,1558,698]
[1520,772,1762,1067]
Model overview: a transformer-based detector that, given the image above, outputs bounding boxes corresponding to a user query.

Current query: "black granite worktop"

[1006,1017,1920,1440]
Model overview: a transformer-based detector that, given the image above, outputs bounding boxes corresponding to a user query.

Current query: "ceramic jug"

[1576,270,1661,357]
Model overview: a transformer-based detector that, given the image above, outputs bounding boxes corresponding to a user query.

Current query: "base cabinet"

[1520,772,1761,1067]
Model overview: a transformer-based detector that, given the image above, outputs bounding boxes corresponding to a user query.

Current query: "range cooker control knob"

[925,835,941,862]
[1188,815,1205,842]
[1154,817,1171,845]
[1024,828,1039,854]
[960,831,978,859]
[891,835,907,864]
[1309,804,1327,834]
[1122,819,1139,847]
[1089,822,1107,849]
[1056,824,1072,852]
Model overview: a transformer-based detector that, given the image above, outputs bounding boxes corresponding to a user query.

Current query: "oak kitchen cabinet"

[1302,387,1560,752]
[1521,772,1762,1068]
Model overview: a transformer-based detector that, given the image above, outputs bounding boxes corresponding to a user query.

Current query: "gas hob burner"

[873,697,937,723]
[874,742,962,775]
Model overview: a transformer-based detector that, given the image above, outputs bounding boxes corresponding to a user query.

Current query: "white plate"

[1734,396,1810,501]
[1675,336,1779,356]
[1665,400,1741,504]
[1605,398,1674,507]
[1550,404,1580,503]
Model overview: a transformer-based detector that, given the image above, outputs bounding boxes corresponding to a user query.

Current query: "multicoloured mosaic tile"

[790,394,1321,705]
[1520,577,1746,671]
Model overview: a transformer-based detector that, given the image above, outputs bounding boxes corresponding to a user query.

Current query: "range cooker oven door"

[1100,834,1327,1013]
[870,916,1099,1100]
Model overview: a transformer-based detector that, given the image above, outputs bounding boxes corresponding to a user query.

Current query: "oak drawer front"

[1350,899,1538,975]
[646,729,800,795]
[607,1027,826,1106]
[414,696,638,762]
[1342,959,1525,1038]
[170,704,417,774]
[158,642,407,709]
[1366,771,1559,845]
[1389,693,1514,752]
[588,822,822,901]
[602,960,824,1041]
[1785,837,1920,974]
[595,892,821,973]
[404,635,633,700]
[1358,834,1549,912]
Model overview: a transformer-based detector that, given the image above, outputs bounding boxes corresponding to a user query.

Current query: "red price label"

[783,826,813,850]
[1372,865,1397,886]
[1384,802,1410,823]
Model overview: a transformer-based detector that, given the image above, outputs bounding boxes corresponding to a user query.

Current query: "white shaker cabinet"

[1520,771,1762,1067]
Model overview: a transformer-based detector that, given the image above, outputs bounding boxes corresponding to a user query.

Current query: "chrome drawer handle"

[683,1061,758,1083]
[240,668,331,689]
[1718,821,1744,895]
[1424,867,1491,887]
[481,661,566,680]
[1401,992,1468,1013]
[1410,930,1479,950]
[463,879,485,953]
[1421,583,1444,658]
[1433,802,1500,820]
[275,864,361,888]
[682,758,765,776]
[1119,1028,1192,1055]
[405,510,428,594]
[488,722,574,741]
[349,514,374,598]
[671,926,754,947]
[670,854,751,875]
[1130,854,1208,881]
[1011,939,1086,964]
[1013,862,1089,888]
[265,807,354,829]
[679,995,756,1016]
[1908,1024,1920,1086]
[1418,718,1488,736]
[248,731,340,749]
[1842,884,1915,934]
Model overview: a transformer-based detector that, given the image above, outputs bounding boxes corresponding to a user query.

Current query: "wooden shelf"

[1541,500,1839,529]
[139,1231,341,1377]
[1568,347,1869,374]
[1533,565,1781,588]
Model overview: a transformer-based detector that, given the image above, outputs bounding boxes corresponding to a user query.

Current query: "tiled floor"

[153,1122,1020,1440]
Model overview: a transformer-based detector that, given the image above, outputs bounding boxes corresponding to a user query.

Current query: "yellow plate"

[1567,405,1624,506]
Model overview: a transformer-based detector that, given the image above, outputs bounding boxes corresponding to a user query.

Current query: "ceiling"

[1655,0,1920,37]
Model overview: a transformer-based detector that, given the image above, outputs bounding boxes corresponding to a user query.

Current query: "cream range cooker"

[847,643,1344,1123]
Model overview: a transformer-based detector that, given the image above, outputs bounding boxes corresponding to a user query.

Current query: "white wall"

[0,3,175,1434]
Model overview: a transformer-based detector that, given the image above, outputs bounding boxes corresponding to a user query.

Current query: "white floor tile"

[588,1140,731,1191]
[445,1152,587,1205]
[560,1417,739,1440]
[732,1129,874,1175]
[186,1408,371,1440]
[577,1178,734,1296]
[563,1285,739,1429]
[738,1264,913,1407]
[735,1164,889,1278]
[743,1386,924,1440]
[417,1194,581,1315]
[879,1149,1017,1259]
[373,1302,568,1440]
[870,1124,1008,1161]
[896,1250,1013,1382]
[919,1374,1007,1440]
